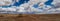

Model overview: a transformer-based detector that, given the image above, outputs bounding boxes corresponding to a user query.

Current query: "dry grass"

[0,14,60,21]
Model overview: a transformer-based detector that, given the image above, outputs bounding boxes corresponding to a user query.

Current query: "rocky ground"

[0,14,60,21]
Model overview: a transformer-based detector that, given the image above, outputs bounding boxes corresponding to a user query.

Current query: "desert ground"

[0,14,60,21]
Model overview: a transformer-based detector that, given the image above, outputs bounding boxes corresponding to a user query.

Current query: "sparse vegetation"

[0,14,59,21]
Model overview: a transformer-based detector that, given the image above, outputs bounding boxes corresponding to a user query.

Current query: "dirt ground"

[0,14,60,21]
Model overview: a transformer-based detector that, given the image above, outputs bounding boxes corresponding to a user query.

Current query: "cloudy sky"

[0,0,60,14]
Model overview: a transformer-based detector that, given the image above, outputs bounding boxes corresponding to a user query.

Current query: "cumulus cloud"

[0,0,60,14]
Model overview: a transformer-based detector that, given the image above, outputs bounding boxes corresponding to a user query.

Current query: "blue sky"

[33,0,53,8]
[13,0,29,6]
[1,0,29,8]
[44,0,53,5]
[0,0,60,13]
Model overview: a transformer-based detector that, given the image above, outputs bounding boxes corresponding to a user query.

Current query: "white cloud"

[0,0,60,14]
